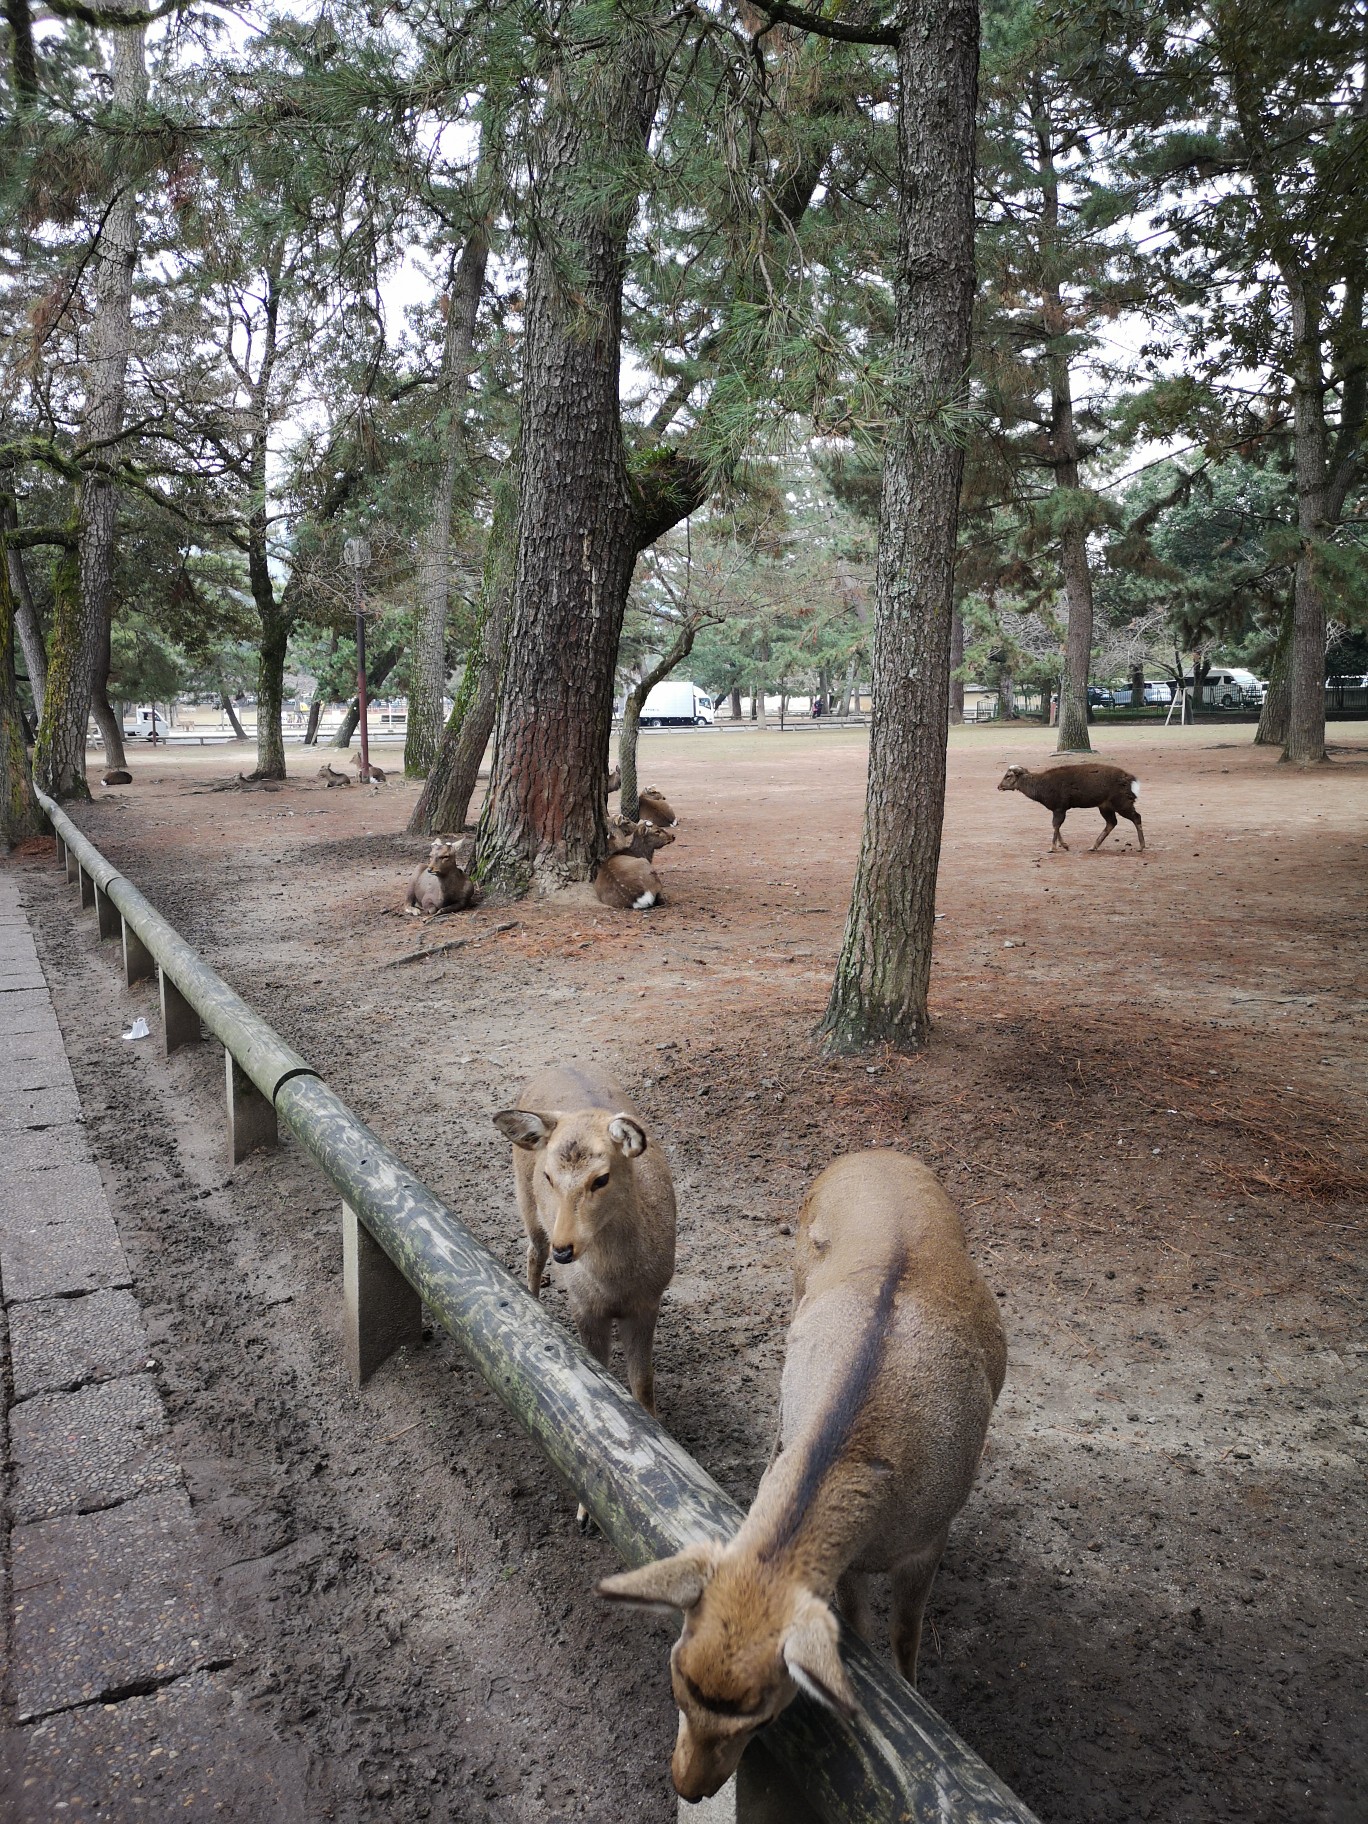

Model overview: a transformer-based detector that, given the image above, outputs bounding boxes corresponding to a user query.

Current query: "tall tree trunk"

[1254,599,1293,746]
[1,499,48,719]
[948,605,965,724]
[821,0,979,1051]
[221,692,248,741]
[477,34,664,894]
[254,596,289,779]
[405,217,491,778]
[301,698,322,744]
[1283,287,1329,765]
[32,541,87,798]
[411,465,517,836]
[729,687,742,720]
[1,522,42,846]
[89,610,125,765]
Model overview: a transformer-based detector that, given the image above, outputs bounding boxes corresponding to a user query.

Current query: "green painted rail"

[35,787,1040,1824]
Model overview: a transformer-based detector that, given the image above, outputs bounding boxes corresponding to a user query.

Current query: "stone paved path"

[0,868,311,1820]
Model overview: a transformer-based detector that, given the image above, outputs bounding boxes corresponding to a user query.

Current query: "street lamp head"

[342,536,372,571]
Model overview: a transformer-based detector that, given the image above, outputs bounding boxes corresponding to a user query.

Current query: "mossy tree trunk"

[32,540,89,800]
[1,498,48,720]
[1254,598,1292,746]
[1,525,42,846]
[820,0,979,1052]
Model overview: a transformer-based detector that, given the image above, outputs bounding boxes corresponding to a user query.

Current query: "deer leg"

[525,1232,549,1298]
[1126,808,1145,850]
[572,1310,615,1530]
[619,1308,659,1417]
[836,1570,873,1645]
[1051,808,1069,851]
[1091,808,1118,850]
[890,1531,948,1687]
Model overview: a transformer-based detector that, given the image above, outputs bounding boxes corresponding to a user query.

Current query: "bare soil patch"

[13,722,1366,1823]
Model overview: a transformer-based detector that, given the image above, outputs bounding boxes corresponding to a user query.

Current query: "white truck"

[638,680,715,727]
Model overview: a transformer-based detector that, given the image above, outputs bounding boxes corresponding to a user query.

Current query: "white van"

[1184,669,1265,709]
[639,680,715,727]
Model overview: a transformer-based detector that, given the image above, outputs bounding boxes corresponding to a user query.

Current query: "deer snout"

[552,1243,576,1265]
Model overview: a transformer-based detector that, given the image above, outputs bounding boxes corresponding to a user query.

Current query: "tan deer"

[405,836,480,915]
[493,1064,677,1425]
[600,1150,1006,1802]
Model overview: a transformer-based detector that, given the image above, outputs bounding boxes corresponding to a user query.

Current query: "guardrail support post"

[122,917,155,987]
[160,968,201,1053]
[343,1201,423,1387]
[55,835,66,872]
[226,1048,277,1162]
[79,864,96,910]
[94,881,119,940]
[65,843,78,884]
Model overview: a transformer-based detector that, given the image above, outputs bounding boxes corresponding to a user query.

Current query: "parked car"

[1143,680,1174,705]
[1086,685,1116,708]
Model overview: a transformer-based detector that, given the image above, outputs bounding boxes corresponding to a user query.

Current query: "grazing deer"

[600,1150,1006,1802]
[997,761,1144,851]
[405,837,479,915]
[493,1063,676,1426]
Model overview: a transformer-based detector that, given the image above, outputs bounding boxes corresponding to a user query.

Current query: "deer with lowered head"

[998,760,1144,851]
[593,816,675,910]
[493,1064,676,1429]
[600,1149,1006,1802]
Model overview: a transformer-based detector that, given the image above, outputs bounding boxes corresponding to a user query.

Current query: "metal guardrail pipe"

[35,791,1041,1824]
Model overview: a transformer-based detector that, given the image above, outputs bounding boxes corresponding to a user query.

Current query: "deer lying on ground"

[101,768,133,786]
[404,836,480,915]
[606,768,677,829]
[316,763,351,787]
[493,1062,676,1450]
[600,1149,1006,1802]
[997,761,1144,851]
[593,817,674,910]
[349,752,387,785]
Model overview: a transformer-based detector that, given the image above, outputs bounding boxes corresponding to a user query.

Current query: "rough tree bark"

[90,611,124,764]
[948,605,965,724]
[33,8,145,797]
[1,523,42,846]
[0,499,48,719]
[1254,599,1292,746]
[476,32,665,894]
[821,0,979,1051]
[405,217,490,778]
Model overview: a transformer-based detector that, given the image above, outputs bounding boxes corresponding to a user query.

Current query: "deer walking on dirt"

[998,761,1144,851]
[493,1064,677,1429]
[600,1150,1006,1801]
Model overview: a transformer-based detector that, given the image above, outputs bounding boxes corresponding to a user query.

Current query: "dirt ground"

[11,721,1367,1824]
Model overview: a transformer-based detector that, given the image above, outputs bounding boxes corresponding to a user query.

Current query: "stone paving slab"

[4,1122,93,1173]
[0,992,66,1034]
[10,1375,179,1522]
[0,967,47,992]
[13,1671,310,1822]
[0,1047,76,1095]
[11,1490,232,1722]
[9,1289,150,1400]
[0,1162,111,1230]
[0,1214,132,1303]
[0,1084,84,1132]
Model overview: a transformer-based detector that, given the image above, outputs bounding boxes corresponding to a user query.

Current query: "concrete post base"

[343,1201,422,1387]
[225,1049,277,1163]
[122,917,155,987]
[160,970,201,1054]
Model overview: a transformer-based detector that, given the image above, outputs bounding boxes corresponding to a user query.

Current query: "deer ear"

[493,1109,553,1150]
[783,1598,858,1719]
[608,1114,647,1158]
[598,1547,716,1613]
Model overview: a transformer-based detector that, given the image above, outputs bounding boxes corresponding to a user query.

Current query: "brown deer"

[349,752,387,784]
[493,1063,676,1429]
[600,1150,1006,1801]
[404,837,480,915]
[592,817,673,910]
[316,763,351,787]
[997,761,1143,851]
[101,768,133,786]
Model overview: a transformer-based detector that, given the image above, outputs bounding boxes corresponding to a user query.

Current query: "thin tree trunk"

[821,0,979,1051]
[1255,599,1293,746]
[948,606,965,724]
[221,692,248,741]
[301,698,321,744]
[411,465,517,836]
[754,680,768,727]
[1,499,47,719]
[405,217,490,778]
[730,687,742,720]
[332,645,400,749]
[1283,287,1329,764]
[254,597,289,778]
[619,619,702,821]
[477,34,664,893]
[89,611,125,765]
[1,521,42,845]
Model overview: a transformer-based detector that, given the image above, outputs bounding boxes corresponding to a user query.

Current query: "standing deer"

[600,1150,1006,1801]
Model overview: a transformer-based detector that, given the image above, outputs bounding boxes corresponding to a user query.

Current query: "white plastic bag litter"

[122,1016,150,1041]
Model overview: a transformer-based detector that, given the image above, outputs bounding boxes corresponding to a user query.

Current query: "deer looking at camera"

[493,1064,676,1422]
[600,1150,1006,1802]
[404,836,480,915]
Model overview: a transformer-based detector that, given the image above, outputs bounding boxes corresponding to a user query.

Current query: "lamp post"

[342,537,372,781]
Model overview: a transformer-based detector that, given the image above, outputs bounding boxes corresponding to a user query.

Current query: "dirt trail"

[15,722,1367,1823]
